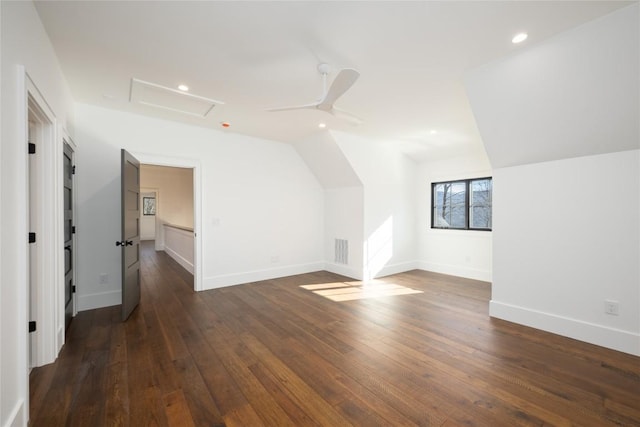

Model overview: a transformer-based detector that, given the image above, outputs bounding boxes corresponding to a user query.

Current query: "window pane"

[433,181,466,229]
[470,179,492,229]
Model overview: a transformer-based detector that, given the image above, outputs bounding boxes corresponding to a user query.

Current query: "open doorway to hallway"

[140,164,195,281]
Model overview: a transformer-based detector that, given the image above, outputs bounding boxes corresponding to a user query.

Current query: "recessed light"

[430,129,437,135]
[512,33,528,44]
[178,84,189,91]
[318,123,327,129]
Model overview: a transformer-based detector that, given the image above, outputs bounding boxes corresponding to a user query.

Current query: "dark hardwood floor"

[30,241,640,426]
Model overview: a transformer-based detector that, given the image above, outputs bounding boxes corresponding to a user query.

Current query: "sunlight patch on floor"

[300,281,423,302]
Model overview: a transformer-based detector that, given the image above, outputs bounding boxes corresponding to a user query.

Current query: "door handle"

[125,240,133,246]
[115,241,125,246]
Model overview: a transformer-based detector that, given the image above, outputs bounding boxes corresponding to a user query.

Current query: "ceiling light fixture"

[512,33,528,44]
[318,123,327,129]
[178,84,189,91]
[430,130,437,135]
[221,122,230,128]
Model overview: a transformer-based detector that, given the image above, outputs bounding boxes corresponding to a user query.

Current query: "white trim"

[324,263,363,280]
[417,261,492,282]
[26,72,62,368]
[490,300,640,356]
[203,262,325,290]
[164,246,194,274]
[372,261,420,279]
[14,66,30,427]
[129,152,203,291]
[2,399,25,427]
[163,225,194,274]
[77,290,121,311]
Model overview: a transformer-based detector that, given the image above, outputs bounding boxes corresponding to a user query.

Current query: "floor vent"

[335,239,348,265]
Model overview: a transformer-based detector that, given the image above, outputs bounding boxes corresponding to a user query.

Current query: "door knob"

[125,240,133,246]
[115,241,125,246]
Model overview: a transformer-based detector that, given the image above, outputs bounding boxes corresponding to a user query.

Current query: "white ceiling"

[34,1,632,161]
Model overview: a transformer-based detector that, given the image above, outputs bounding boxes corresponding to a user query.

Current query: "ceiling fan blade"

[267,102,320,112]
[319,68,360,108]
[331,106,363,126]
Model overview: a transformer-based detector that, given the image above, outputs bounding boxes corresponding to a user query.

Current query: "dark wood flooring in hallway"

[29,241,640,426]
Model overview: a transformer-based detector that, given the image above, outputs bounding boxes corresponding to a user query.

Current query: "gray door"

[63,142,74,329]
[119,149,141,321]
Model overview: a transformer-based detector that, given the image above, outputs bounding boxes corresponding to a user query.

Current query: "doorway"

[129,152,202,291]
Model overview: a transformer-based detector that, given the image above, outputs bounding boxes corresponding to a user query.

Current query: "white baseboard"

[371,261,419,279]
[57,325,64,353]
[163,246,194,274]
[3,399,26,427]
[490,300,640,356]
[203,262,325,290]
[324,263,362,280]
[77,290,121,311]
[417,261,492,282]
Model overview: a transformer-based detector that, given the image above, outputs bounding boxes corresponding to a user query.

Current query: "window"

[142,197,156,216]
[431,177,492,230]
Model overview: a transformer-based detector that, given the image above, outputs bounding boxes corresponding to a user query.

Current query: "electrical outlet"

[99,273,108,284]
[605,300,619,316]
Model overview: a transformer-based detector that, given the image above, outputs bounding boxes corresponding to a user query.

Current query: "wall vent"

[335,239,348,265]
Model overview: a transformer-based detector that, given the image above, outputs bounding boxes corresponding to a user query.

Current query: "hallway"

[28,242,640,426]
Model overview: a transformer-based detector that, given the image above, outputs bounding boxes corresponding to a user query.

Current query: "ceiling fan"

[267,63,362,125]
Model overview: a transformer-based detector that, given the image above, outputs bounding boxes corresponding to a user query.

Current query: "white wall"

[332,131,418,279]
[417,151,493,281]
[491,150,640,356]
[75,103,325,310]
[1,1,75,426]
[464,3,639,355]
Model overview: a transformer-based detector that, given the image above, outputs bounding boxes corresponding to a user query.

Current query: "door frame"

[22,69,66,367]
[130,152,202,291]
[61,130,78,322]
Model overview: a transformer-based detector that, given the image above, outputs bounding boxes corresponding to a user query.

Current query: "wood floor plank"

[29,242,640,426]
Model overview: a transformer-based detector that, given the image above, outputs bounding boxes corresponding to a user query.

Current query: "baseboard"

[372,261,420,279]
[77,290,121,311]
[490,300,640,356]
[324,263,362,280]
[163,246,194,274]
[417,261,492,282]
[57,325,64,353]
[3,399,26,427]
[203,262,325,290]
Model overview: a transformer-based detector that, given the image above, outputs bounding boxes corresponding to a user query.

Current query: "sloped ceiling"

[34,1,634,161]
[465,3,639,168]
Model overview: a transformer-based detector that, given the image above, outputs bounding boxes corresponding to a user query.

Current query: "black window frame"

[431,177,492,231]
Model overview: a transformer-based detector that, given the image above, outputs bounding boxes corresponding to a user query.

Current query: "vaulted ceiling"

[34,1,632,160]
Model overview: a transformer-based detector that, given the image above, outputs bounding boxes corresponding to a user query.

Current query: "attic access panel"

[129,78,224,118]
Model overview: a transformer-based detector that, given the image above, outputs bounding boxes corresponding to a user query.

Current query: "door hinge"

[72,285,76,293]
[29,321,36,333]
[72,165,76,175]
[72,225,76,234]
[29,232,36,243]
[28,143,36,154]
